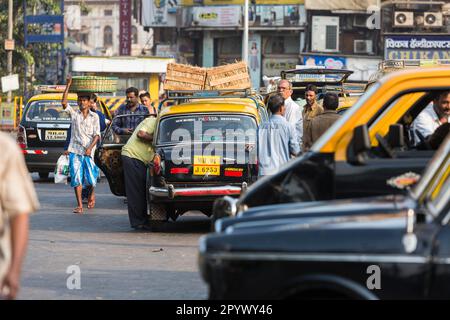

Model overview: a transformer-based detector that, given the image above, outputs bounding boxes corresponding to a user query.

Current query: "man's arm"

[61,75,72,110]
[85,116,101,156]
[0,214,29,300]
[288,123,300,156]
[137,130,153,142]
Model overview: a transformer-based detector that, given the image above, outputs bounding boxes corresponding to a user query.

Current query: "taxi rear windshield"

[25,100,78,122]
[158,114,257,144]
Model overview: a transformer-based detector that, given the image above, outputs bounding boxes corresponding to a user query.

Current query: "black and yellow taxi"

[96,89,268,226]
[18,87,112,178]
[212,66,450,220]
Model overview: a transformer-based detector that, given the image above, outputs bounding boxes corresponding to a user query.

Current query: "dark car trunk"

[24,123,70,148]
[158,142,257,184]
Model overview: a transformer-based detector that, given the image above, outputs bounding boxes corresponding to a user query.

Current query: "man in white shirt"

[277,79,303,150]
[412,91,450,145]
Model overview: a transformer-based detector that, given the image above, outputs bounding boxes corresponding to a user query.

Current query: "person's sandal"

[73,207,83,214]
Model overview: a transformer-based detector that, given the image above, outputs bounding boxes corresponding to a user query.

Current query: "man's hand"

[124,128,133,134]
[0,268,20,300]
[85,148,92,157]
[63,150,69,156]
[66,74,72,86]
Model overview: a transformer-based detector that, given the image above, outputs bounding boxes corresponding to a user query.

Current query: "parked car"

[96,89,268,226]
[200,133,450,299]
[18,90,112,178]
[212,67,450,220]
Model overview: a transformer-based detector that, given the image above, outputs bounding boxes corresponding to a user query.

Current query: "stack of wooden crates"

[164,61,251,91]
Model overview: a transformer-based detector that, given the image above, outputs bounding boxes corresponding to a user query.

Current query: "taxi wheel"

[39,172,49,179]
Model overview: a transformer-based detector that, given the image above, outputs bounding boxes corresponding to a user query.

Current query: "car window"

[157,114,257,145]
[25,100,78,122]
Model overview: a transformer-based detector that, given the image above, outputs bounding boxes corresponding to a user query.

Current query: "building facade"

[64,0,153,57]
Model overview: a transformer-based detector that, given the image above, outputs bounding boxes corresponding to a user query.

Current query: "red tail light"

[17,125,27,149]
[225,169,243,177]
[170,168,189,174]
[153,154,161,175]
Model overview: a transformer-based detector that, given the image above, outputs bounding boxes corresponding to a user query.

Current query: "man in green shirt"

[121,116,157,229]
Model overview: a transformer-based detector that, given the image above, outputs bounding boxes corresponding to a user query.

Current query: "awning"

[305,0,379,11]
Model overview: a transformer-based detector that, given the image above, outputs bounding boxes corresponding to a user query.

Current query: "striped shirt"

[112,104,149,134]
[65,105,100,157]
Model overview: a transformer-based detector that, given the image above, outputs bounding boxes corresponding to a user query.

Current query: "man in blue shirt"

[258,93,300,177]
[112,87,149,135]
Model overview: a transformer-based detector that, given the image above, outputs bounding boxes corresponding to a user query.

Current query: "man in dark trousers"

[121,116,157,230]
[306,92,341,150]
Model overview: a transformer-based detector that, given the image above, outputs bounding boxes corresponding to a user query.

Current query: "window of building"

[263,36,299,55]
[104,9,113,16]
[104,26,113,47]
[132,26,138,44]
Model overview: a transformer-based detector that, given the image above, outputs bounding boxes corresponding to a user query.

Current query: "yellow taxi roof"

[159,98,262,120]
[27,93,78,102]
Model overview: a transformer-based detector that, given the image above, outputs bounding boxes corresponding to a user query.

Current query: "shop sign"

[384,35,450,60]
[302,55,346,69]
[192,6,241,27]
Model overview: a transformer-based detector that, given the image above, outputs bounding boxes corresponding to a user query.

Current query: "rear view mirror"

[349,124,370,165]
[353,124,371,154]
[388,124,405,149]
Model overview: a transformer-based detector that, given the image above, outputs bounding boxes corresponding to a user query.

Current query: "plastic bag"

[54,155,70,184]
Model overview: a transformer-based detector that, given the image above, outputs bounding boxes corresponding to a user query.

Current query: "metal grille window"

[325,25,338,50]
[104,9,113,16]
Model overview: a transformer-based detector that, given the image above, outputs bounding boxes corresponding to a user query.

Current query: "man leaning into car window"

[62,76,101,214]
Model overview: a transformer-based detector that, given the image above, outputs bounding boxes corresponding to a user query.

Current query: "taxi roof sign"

[35,85,67,93]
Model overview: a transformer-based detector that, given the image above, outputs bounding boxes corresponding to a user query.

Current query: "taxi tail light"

[153,154,162,175]
[17,125,27,149]
[170,168,189,174]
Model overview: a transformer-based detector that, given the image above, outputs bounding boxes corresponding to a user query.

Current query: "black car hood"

[217,194,412,232]
[204,195,417,255]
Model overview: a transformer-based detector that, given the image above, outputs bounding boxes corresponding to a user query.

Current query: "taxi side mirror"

[388,124,405,149]
[349,124,370,165]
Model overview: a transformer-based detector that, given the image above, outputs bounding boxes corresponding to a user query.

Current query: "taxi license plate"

[45,130,67,141]
[193,156,220,176]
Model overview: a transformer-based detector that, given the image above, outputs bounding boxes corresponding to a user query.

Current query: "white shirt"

[283,96,303,149]
[411,103,448,145]
[65,105,101,157]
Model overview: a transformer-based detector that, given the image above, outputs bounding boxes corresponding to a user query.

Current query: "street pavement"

[19,173,209,300]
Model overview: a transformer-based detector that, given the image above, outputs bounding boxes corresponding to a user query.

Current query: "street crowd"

[0,76,448,299]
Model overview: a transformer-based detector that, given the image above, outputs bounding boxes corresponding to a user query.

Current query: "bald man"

[277,79,302,151]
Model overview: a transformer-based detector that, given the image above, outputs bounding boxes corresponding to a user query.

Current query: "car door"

[94,114,137,196]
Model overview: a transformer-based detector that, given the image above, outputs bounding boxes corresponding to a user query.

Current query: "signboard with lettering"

[119,0,132,55]
[142,0,177,26]
[203,0,305,4]
[192,6,241,27]
[262,57,298,77]
[384,35,450,60]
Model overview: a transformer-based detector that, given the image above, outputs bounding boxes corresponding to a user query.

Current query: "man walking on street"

[62,76,101,214]
[306,93,341,150]
[277,79,303,151]
[302,84,324,151]
[121,116,157,230]
[258,94,300,177]
[0,132,39,299]
[113,87,149,135]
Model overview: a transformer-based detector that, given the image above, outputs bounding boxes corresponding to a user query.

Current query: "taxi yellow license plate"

[45,130,67,141]
[193,156,220,176]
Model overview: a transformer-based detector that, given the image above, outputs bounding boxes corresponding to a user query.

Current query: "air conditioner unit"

[424,12,443,27]
[311,16,339,52]
[394,11,414,27]
[354,40,373,54]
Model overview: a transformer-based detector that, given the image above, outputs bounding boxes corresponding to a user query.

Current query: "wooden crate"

[164,63,207,91]
[205,61,251,90]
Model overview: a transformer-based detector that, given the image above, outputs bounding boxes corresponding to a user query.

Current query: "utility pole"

[242,0,249,64]
[7,0,13,103]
